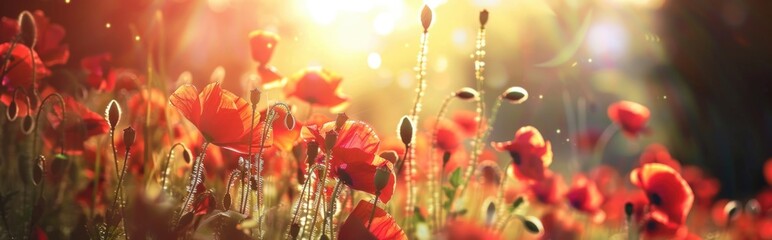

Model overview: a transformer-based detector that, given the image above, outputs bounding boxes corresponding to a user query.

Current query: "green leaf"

[442,186,455,199]
[414,207,426,223]
[449,168,462,188]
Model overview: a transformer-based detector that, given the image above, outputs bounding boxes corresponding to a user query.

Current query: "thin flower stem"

[287,164,324,239]
[308,152,333,239]
[459,98,501,197]
[592,124,618,168]
[161,143,186,190]
[178,141,209,223]
[107,147,131,238]
[404,31,429,232]
[459,26,488,198]
[494,165,510,229]
[323,180,344,239]
[367,194,380,230]
[243,105,257,216]
[429,93,455,230]
[31,93,65,156]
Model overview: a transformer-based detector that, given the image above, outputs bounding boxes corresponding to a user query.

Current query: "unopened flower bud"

[502,86,528,104]
[21,115,34,134]
[32,155,45,186]
[724,200,739,223]
[306,141,319,165]
[7,99,18,121]
[335,112,348,131]
[455,87,479,101]
[421,5,433,33]
[324,131,338,151]
[182,147,192,164]
[250,88,261,106]
[479,9,489,27]
[290,223,301,239]
[285,112,296,130]
[442,151,452,167]
[624,202,634,217]
[374,165,390,193]
[522,216,543,235]
[123,127,136,150]
[105,99,121,130]
[18,11,37,48]
[398,116,413,146]
[223,193,232,210]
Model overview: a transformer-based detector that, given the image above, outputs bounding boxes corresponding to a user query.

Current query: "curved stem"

[323,180,344,239]
[429,94,455,229]
[288,164,325,239]
[367,194,380,230]
[307,151,333,239]
[161,142,187,191]
[32,93,65,156]
[405,31,429,231]
[459,97,502,196]
[178,141,209,223]
[107,147,131,237]
[592,124,618,168]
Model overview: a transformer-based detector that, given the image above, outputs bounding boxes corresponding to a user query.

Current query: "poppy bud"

[324,131,337,151]
[123,127,136,150]
[511,196,525,211]
[398,116,413,146]
[745,199,760,216]
[18,11,37,48]
[289,223,301,239]
[320,234,329,240]
[105,99,121,130]
[335,112,348,131]
[486,200,496,225]
[479,9,489,27]
[248,31,280,65]
[6,99,18,121]
[250,88,261,106]
[21,115,34,134]
[379,151,399,164]
[32,155,45,186]
[723,200,739,223]
[624,202,634,217]
[306,141,319,165]
[421,5,433,33]
[521,216,543,235]
[285,113,296,130]
[250,177,258,191]
[177,211,194,229]
[374,165,390,193]
[223,193,232,210]
[442,151,452,167]
[182,148,192,164]
[501,86,528,104]
[455,87,479,101]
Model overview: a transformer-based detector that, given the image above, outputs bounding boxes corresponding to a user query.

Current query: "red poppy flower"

[427,118,463,153]
[681,166,719,208]
[639,144,682,172]
[284,67,348,110]
[257,65,283,88]
[127,88,173,126]
[338,200,406,240]
[607,101,650,137]
[540,210,583,240]
[1,10,69,66]
[169,81,271,154]
[492,126,553,181]
[639,216,690,240]
[248,30,279,65]
[566,173,604,215]
[575,128,602,153]
[44,96,109,154]
[588,165,623,198]
[0,43,50,87]
[259,105,300,152]
[439,219,502,240]
[630,163,694,225]
[529,170,566,205]
[451,110,485,138]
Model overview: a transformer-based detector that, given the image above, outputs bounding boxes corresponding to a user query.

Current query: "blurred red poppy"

[588,165,623,198]
[44,96,109,154]
[1,10,69,67]
[566,173,604,215]
[575,128,601,153]
[248,30,279,65]
[540,210,583,240]
[639,144,682,172]
[258,105,300,152]
[492,126,553,181]
[440,219,502,240]
[607,101,650,137]
[284,67,348,110]
[681,166,720,209]
[427,118,462,153]
[80,53,144,92]
[530,170,566,205]
[451,110,485,138]
[169,82,271,154]
[630,163,694,226]
[127,88,172,126]
[338,200,407,240]
[0,43,50,87]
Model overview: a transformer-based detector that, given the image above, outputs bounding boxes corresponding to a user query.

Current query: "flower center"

[649,193,662,206]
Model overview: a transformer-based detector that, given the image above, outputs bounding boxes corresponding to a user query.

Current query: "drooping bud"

[420,5,433,33]
[335,112,348,131]
[32,155,45,186]
[442,151,452,167]
[502,86,529,104]
[6,99,18,121]
[398,116,413,146]
[306,141,319,166]
[485,200,496,226]
[510,196,525,211]
[521,216,544,235]
[182,147,192,164]
[250,88,261,106]
[624,202,634,217]
[18,11,37,48]
[320,234,329,240]
[724,200,739,223]
[289,223,301,239]
[374,165,390,193]
[21,115,34,134]
[285,112,296,130]
[123,127,136,150]
[324,131,338,151]
[379,151,399,164]
[223,193,232,210]
[479,9,489,27]
[455,87,479,101]
[745,199,760,216]
[105,99,121,130]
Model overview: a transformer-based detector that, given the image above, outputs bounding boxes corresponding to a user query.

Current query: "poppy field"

[0,0,771,239]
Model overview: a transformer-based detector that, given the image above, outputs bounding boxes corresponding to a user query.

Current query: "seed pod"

[182,147,192,164]
[306,141,319,166]
[250,88,261,105]
[123,127,136,150]
[335,112,348,131]
[624,202,634,217]
[374,165,390,193]
[421,5,433,32]
[289,223,301,239]
[285,112,296,130]
[6,100,18,121]
[398,116,413,146]
[21,115,34,134]
[105,99,121,130]
[379,151,398,164]
[521,216,543,235]
[18,11,37,48]
[324,131,338,151]
[223,193,232,210]
[501,86,528,104]
[455,87,478,101]
[479,9,489,27]
[320,234,329,240]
